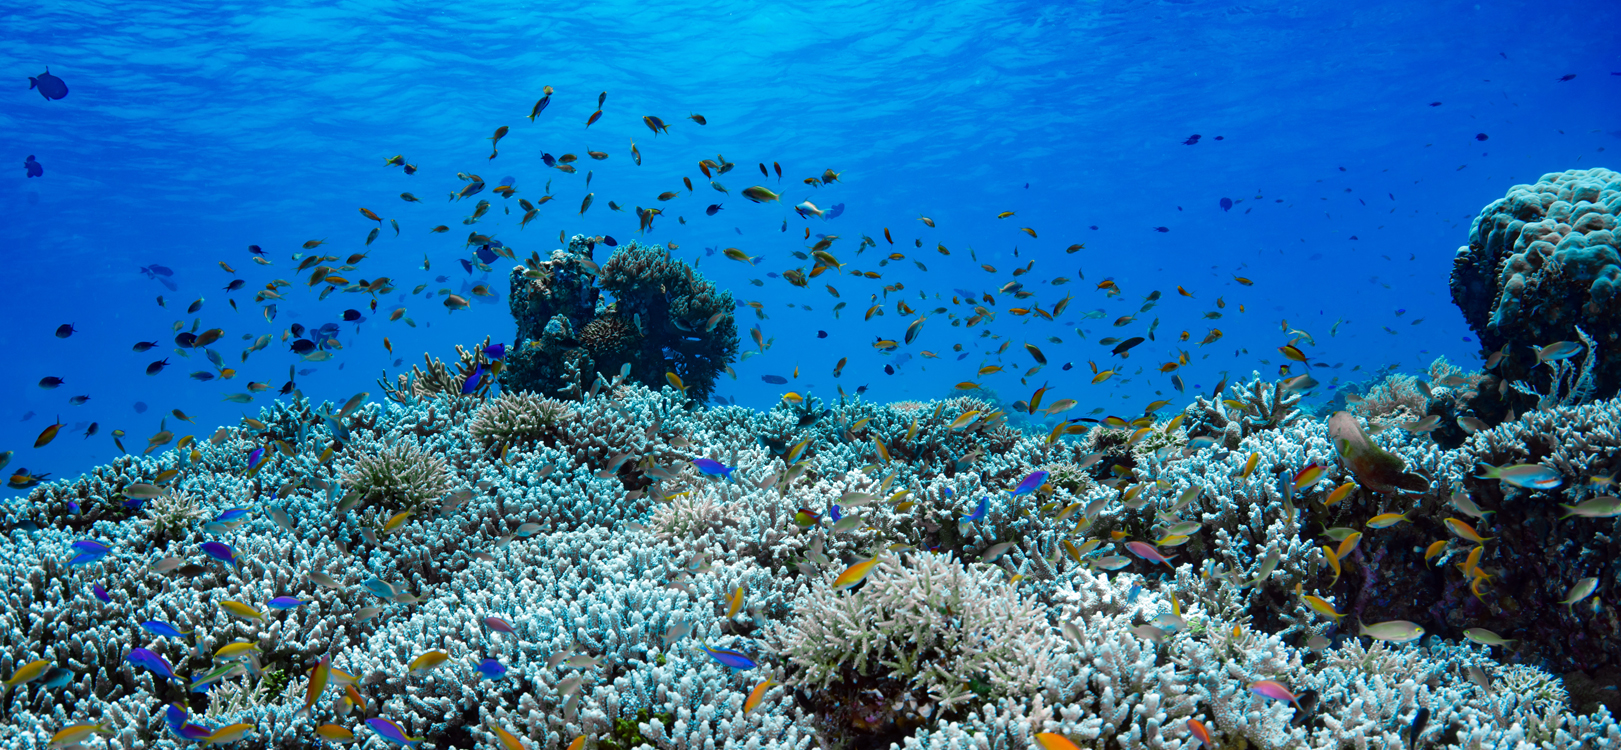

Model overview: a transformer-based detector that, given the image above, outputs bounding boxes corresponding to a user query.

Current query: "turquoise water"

[4,1,1616,479]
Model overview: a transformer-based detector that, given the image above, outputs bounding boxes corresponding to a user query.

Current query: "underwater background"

[3,1,1621,749]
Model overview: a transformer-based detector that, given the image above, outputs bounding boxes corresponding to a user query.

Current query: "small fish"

[1560,577,1598,613]
[833,557,880,590]
[1248,680,1301,710]
[1476,462,1562,489]
[698,644,757,670]
[475,658,507,680]
[408,650,450,675]
[366,718,423,748]
[1461,628,1514,647]
[691,458,736,481]
[124,647,182,682]
[1559,495,1621,519]
[1125,541,1175,567]
[1358,619,1424,643]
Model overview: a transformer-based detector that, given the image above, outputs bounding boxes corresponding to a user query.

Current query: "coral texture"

[501,236,740,404]
[1449,168,1621,396]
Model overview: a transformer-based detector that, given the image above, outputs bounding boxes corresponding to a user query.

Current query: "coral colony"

[3,168,1621,749]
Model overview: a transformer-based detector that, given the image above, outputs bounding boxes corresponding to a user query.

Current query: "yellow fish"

[832,557,880,590]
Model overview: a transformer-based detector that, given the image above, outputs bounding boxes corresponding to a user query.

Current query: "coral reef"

[1450,168,1621,397]
[501,236,740,404]
[3,365,1621,750]
[1181,372,1305,450]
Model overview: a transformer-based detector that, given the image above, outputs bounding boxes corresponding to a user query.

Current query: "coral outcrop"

[501,236,739,404]
[1450,168,1621,397]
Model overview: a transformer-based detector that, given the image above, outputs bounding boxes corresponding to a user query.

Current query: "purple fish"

[367,718,423,747]
[246,446,266,474]
[68,540,110,566]
[483,342,506,360]
[127,647,181,682]
[92,583,110,603]
[961,497,988,523]
[691,458,736,481]
[476,658,506,680]
[699,645,758,670]
[165,703,212,740]
[461,364,485,394]
[1011,471,1049,496]
[266,596,308,611]
[200,541,238,568]
[1220,197,1233,212]
[215,507,251,523]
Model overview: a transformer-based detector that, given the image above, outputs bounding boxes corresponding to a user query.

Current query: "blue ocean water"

[2,0,1616,484]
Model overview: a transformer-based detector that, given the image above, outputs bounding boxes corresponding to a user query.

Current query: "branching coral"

[339,438,451,512]
[468,392,577,449]
[774,552,1073,746]
[1182,373,1304,449]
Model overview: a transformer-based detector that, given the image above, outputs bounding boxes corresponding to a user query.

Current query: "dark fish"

[28,68,68,100]
[1219,197,1232,212]
[189,371,215,381]
[459,259,473,274]
[855,385,869,394]
[1154,227,1170,233]
[297,368,316,376]
[342,309,363,322]
[541,153,556,167]
[884,365,894,375]
[68,395,89,405]
[24,155,42,178]
[1111,337,1144,356]
[1429,101,1441,106]
[187,298,203,313]
[1475,133,1488,141]
[1062,362,1073,370]
[1408,706,1429,748]
[825,203,845,220]
[174,332,196,348]
[1558,74,1576,81]
[141,264,174,277]
[761,375,788,385]
[132,401,147,413]
[146,359,169,376]
[1182,134,1201,145]
[223,279,245,291]
[84,422,97,438]
[38,377,64,389]
[602,236,617,247]
[475,244,498,264]
[706,204,723,216]
[248,244,264,255]
[817,330,827,338]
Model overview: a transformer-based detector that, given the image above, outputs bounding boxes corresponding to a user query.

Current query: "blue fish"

[362,578,397,600]
[829,504,842,522]
[140,621,193,639]
[691,458,736,481]
[367,718,423,747]
[68,540,110,566]
[91,583,110,603]
[38,666,72,688]
[1220,197,1233,212]
[475,658,506,680]
[266,596,308,610]
[324,414,351,444]
[699,645,758,670]
[961,497,988,523]
[761,375,788,385]
[1011,471,1049,496]
[126,647,181,682]
[164,703,212,741]
[483,342,506,360]
[244,446,267,475]
[200,541,238,568]
[24,155,42,178]
[215,507,252,523]
[462,364,485,394]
